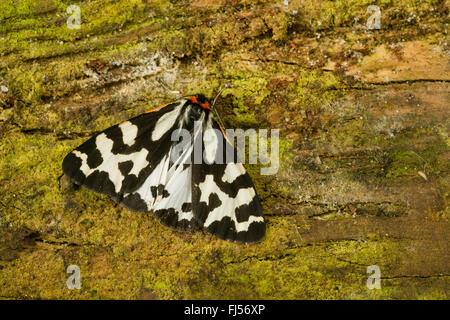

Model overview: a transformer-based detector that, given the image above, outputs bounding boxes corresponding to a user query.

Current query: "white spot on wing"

[119,121,138,146]
[151,102,184,141]
[72,150,90,176]
[222,163,246,183]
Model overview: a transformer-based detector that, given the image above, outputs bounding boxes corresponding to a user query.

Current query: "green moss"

[183,62,272,127]
[287,69,342,114]
[382,127,449,182]
[288,0,442,30]
[263,12,289,41]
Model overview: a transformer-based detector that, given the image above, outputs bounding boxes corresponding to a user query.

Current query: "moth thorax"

[185,104,205,128]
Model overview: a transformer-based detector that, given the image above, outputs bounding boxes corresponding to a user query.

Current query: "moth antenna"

[211,86,227,130]
[211,87,225,109]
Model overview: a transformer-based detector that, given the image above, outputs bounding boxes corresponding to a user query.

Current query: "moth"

[62,94,265,243]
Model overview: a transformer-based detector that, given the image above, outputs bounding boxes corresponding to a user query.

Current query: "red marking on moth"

[200,103,211,110]
[189,97,211,110]
[189,96,198,104]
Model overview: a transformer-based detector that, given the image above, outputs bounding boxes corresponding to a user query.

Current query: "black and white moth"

[62,94,265,243]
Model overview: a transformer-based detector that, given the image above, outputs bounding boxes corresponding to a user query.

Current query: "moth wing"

[120,105,205,231]
[62,100,186,199]
[192,114,265,243]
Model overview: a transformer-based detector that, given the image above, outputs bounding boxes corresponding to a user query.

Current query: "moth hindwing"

[62,95,265,243]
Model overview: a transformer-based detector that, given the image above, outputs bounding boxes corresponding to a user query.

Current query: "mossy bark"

[0,0,448,299]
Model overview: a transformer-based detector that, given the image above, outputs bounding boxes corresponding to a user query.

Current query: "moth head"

[188,94,211,110]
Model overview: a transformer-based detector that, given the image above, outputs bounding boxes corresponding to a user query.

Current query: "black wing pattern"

[192,112,265,243]
[62,97,265,242]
